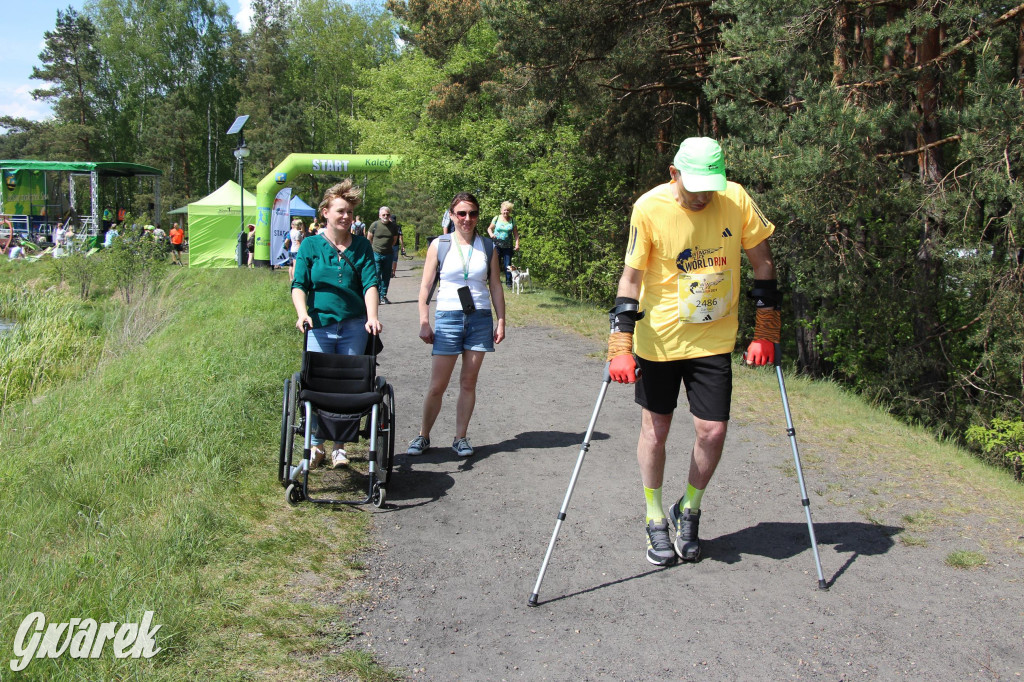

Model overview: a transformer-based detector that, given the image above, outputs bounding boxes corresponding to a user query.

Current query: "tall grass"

[0,268,377,679]
[0,283,106,412]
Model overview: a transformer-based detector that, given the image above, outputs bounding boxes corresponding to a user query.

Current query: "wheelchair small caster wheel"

[286,483,303,506]
[371,483,386,508]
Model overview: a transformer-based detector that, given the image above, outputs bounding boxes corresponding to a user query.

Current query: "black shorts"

[171,243,184,252]
[635,353,732,421]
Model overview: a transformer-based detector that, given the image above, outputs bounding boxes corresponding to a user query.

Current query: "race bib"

[677,271,733,323]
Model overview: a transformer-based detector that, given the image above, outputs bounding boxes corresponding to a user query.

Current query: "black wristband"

[748,279,779,309]
[609,297,642,334]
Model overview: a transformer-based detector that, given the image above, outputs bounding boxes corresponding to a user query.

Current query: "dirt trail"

[340,259,1022,680]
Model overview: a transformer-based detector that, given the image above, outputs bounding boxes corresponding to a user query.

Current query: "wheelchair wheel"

[286,483,304,506]
[375,383,396,486]
[371,482,386,508]
[282,372,301,483]
[278,377,292,482]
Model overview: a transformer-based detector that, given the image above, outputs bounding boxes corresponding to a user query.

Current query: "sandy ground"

[330,259,1023,681]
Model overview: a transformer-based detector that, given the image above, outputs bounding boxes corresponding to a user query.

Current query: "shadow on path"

[534,521,901,604]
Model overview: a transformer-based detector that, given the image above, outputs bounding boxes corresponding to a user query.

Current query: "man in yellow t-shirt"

[607,137,781,567]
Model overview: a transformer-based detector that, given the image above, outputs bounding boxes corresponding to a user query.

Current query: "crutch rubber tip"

[527,594,539,607]
[818,580,829,591]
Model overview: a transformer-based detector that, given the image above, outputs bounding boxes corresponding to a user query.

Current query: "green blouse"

[291,234,379,328]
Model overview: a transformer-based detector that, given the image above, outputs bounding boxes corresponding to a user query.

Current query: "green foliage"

[101,219,169,303]
[966,419,1024,480]
[53,252,101,300]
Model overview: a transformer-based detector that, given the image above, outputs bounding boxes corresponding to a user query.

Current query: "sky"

[0,0,253,123]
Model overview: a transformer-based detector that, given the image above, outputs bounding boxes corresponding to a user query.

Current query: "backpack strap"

[425,234,495,304]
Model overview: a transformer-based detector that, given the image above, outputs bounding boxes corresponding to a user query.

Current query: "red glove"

[745,339,775,366]
[609,354,637,383]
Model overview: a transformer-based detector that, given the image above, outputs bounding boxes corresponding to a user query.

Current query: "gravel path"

[341,259,1022,681]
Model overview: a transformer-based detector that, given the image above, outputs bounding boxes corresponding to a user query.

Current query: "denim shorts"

[433,309,495,355]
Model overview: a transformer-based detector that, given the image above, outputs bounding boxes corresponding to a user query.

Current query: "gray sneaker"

[670,504,702,562]
[407,435,430,456]
[452,437,474,457]
[645,519,678,566]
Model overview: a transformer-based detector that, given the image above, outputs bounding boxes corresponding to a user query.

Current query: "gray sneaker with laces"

[645,519,678,566]
[452,437,474,457]
[670,504,702,562]
[407,435,430,456]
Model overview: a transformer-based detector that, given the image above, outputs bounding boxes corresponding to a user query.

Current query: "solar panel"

[226,115,249,135]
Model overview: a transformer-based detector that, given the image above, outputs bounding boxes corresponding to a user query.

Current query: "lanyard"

[453,236,474,282]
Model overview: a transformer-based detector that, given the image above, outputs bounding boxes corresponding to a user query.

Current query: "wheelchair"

[278,327,395,508]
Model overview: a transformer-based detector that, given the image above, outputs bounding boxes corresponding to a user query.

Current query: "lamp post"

[226,114,250,267]
[233,140,251,267]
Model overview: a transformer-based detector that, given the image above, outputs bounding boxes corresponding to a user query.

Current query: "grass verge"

[0,267,393,680]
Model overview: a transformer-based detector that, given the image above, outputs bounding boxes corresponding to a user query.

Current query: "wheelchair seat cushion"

[299,389,382,414]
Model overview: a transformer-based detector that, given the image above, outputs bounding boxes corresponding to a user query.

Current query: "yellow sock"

[644,486,665,522]
[680,484,705,512]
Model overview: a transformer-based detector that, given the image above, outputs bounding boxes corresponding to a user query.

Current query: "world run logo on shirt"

[676,245,726,273]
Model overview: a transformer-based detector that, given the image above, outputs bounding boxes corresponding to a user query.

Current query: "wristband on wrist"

[609,296,643,334]
[748,279,779,310]
[753,308,782,343]
[607,331,634,361]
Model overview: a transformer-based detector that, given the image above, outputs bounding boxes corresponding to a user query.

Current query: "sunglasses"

[455,210,479,218]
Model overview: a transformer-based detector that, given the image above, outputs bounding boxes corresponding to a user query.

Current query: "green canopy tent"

[186,180,257,268]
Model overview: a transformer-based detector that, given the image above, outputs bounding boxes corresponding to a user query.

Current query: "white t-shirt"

[289,228,301,254]
[436,235,492,312]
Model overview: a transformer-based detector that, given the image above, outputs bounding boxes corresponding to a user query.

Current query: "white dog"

[508,265,531,295]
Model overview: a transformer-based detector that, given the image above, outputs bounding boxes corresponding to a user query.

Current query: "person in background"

[7,235,25,260]
[246,224,256,268]
[406,192,506,459]
[169,222,184,265]
[291,180,381,469]
[367,206,399,304]
[287,217,305,281]
[487,201,520,288]
[104,224,119,248]
[352,215,366,237]
[391,213,404,278]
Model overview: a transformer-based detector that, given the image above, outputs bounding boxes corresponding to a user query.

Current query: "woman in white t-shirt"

[287,217,305,280]
[407,192,506,458]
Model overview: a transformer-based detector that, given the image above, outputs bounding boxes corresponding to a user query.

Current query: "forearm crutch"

[772,343,828,590]
[528,365,613,607]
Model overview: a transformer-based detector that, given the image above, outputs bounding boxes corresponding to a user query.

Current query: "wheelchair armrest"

[375,376,387,392]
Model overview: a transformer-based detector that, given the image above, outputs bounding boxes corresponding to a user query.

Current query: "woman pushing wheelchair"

[291,179,382,469]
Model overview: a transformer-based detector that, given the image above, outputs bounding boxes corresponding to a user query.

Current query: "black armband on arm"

[748,279,780,310]
[608,297,644,334]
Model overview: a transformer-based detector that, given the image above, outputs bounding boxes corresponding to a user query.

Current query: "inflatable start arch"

[253,153,399,264]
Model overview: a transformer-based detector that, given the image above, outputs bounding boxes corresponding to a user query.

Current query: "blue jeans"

[497,246,514,285]
[307,318,368,445]
[373,251,394,297]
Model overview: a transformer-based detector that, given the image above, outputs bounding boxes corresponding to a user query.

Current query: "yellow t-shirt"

[624,180,774,361]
